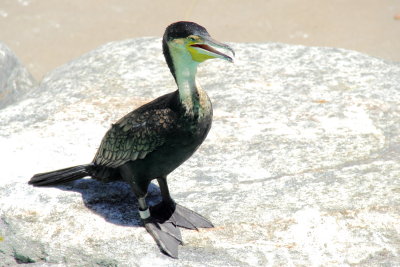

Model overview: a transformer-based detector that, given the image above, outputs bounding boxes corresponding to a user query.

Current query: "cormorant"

[29,21,234,258]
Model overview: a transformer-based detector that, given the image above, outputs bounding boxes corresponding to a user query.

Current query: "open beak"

[190,36,235,63]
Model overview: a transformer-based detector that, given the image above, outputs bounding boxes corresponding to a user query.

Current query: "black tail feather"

[29,164,92,186]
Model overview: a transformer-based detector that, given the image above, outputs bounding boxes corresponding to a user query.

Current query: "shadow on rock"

[53,178,162,227]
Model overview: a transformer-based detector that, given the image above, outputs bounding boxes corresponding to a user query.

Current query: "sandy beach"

[1,0,399,80]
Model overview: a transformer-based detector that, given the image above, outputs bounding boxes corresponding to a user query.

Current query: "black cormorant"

[29,21,234,258]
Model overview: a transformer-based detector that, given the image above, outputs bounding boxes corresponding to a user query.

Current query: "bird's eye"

[188,37,196,42]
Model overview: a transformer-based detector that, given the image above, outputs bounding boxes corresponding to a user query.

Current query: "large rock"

[0,42,36,109]
[1,37,400,266]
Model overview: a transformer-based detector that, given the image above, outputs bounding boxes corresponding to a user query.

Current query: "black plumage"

[93,92,180,169]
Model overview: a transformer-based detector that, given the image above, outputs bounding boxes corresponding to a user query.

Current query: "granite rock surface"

[1,38,400,266]
[0,42,36,109]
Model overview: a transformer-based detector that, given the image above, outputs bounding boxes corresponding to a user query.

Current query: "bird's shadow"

[53,178,162,227]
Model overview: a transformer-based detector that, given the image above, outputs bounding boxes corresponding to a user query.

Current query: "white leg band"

[139,208,150,220]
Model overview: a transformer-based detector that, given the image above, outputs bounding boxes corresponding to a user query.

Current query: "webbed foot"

[150,200,214,230]
[143,216,182,258]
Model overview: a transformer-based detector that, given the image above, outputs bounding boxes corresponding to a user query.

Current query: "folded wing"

[93,107,177,168]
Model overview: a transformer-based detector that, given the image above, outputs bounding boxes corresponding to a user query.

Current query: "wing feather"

[93,107,177,168]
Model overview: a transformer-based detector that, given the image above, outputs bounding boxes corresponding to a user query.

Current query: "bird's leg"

[150,176,214,230]
[157,176,173,203]
[148,176,176,222]
[138,194,182,259]
[119,165,182,258]
[137,197,151,220]
[136,191,183,258]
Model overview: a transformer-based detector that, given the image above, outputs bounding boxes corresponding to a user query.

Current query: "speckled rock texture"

[1,37,400,266]
[0,42,36,109]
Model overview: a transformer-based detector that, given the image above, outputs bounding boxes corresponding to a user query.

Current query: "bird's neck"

[173,56,203,116]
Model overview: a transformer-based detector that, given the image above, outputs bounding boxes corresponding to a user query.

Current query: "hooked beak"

[190,36,235,63]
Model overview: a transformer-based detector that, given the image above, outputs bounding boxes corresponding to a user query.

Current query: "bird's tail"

[29,164,92,186]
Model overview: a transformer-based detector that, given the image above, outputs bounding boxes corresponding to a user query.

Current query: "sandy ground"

[0,0,399,80]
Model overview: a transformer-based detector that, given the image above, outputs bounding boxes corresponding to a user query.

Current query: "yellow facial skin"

[185,35,216,63]
[170,35,229,63]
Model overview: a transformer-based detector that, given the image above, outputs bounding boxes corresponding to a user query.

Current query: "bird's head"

[163,21,234,80]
